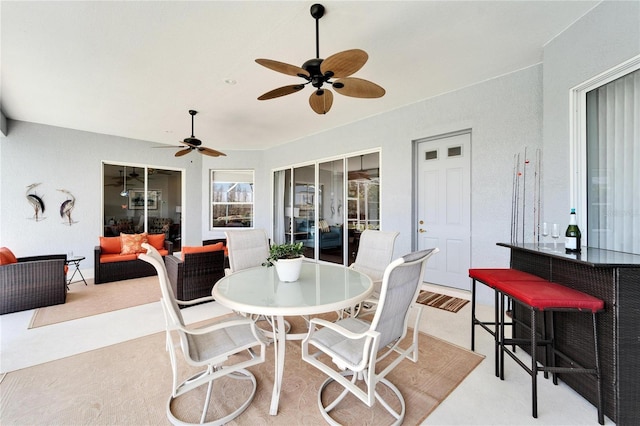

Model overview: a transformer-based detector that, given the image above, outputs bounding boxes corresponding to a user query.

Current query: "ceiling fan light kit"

[256,3,385,114]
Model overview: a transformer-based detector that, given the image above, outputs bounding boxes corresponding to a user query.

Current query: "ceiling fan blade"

[175,148,192,157]
[321,49,368,78]
[198,147,227,157]
[255,59,310,78]
[333,77,385,98]
[258,84,306,100]
[309,89,333,114]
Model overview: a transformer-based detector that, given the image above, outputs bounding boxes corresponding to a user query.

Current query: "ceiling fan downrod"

[189,110,197,138]
[310,4,325,59]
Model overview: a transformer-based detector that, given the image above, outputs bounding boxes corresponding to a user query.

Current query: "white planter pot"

[274,257,303,282]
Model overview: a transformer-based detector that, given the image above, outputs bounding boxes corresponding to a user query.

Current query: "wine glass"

[541,222,549,247]
[551,224,560,248]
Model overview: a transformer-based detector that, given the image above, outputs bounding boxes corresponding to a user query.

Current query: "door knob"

[419,229,426,233]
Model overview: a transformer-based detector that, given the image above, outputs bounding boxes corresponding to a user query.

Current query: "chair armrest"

[175,295,216,307]
[176,314,254,335]
[164,255,182,301]
[18,254,66,263]
[308,318,378,341]
[164,240,174,255]
[94,246,102,283]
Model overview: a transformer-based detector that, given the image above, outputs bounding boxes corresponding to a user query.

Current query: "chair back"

[351,230,399,282]
[139,243,186,327]
[225,229,270,273]
[370,248,438,348]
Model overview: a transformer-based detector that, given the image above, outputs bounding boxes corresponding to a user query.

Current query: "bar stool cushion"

[494,280,604,312]
[469,268,545,288]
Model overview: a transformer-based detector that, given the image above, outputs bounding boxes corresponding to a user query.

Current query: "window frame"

[569,55,640,242]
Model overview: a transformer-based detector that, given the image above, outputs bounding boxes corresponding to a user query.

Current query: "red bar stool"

[494,279,604,424]
[468,268,546,375]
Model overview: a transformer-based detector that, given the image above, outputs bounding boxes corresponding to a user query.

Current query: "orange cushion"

[0,247,18,265]
[147,234,165,251]
[99,236,122,255]
[182,243,224,260]
[100,253,138,263]
[120,233,148,255]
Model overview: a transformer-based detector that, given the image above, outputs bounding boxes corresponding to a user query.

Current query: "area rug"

[416,290,470,313]
[29,276,160,328]
[0,328,483,425]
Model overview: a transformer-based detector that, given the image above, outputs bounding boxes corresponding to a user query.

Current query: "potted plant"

[263,241,305,282]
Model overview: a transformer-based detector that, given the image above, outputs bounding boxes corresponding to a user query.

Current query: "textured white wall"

[542,1,640,228]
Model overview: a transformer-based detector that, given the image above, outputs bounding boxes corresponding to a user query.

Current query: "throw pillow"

[181,243,224,260]
[120,233,148,255]
[99,236,122,254]
[318,219,330,233]
[0,247,18,265]
[147,233,166,251]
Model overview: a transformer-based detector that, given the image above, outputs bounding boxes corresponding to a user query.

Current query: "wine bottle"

[565,208,581,253]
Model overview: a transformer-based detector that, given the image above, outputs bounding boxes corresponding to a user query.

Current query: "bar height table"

[497,243,640,425]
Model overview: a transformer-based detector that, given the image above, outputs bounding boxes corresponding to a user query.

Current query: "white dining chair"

[348,229,399,317]
[225,228,292,333]
[302,248,438,425]
[138,243,267,425]
[224,229,270,275]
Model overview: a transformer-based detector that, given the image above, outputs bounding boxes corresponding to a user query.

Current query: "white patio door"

[416,132,471,290]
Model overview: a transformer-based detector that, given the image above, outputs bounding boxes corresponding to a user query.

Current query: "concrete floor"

[0,281,611,425]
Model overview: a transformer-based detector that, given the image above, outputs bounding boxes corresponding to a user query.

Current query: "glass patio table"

[212,262,373,415]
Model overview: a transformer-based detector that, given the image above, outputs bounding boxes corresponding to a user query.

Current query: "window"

[211,170,254,228]
[586,69,639,253]
[572,56,640,254]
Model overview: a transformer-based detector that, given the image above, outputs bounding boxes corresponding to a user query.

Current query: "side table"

[66,256,87,287]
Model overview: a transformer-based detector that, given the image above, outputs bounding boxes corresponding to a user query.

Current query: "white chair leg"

[167,368,257,426]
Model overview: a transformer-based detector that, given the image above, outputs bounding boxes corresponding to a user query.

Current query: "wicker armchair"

[164,249,225,304]
[0,254,67,315]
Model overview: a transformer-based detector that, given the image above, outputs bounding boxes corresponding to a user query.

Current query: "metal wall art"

[26,183,46,221]
[25,183,78,226]
[58,189,77,225]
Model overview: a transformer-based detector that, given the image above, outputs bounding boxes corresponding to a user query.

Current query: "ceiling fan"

[127,167,144,183]
[255,3,385,114]
[160,110,226,157]
[105,170,125,187]
[348,155,372,180]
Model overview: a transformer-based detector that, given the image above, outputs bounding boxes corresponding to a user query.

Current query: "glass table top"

[213,262,373,316]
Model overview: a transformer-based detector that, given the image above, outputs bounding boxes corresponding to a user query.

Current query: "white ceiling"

[1,1,599,152]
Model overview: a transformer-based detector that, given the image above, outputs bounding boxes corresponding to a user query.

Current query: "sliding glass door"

[103,163,182,250]
[273,151,379,265]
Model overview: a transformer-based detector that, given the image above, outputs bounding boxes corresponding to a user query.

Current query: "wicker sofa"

[165,245,225,304]
[0,253,67,315]
[94,234,173,284]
